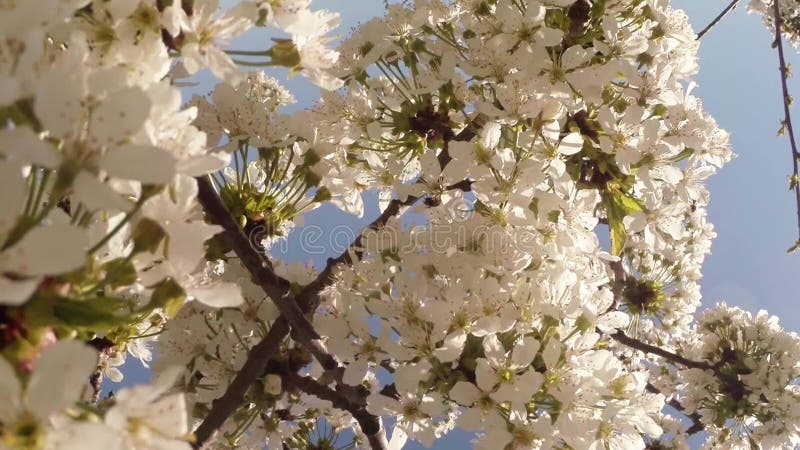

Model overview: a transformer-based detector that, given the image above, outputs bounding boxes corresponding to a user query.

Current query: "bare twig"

[194,318,290,448]
[773,0,800,243]
[645,383,704,436]
[609,330,714,371]
[696,0,740,40]
[196,176,339,370]
[193,175,408,449]
[284,373,389,450]
[191,115,485,448]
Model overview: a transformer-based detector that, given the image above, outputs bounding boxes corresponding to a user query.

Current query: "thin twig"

[194,318,290,449]
[645,383,704,436]
[191,115,485,448]
[196,176,339,370]
[284,373,389,450]
[610,331,714,371]
[773,0,800,242]
[696,0,740,40]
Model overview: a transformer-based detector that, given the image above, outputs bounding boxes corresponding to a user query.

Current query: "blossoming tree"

[0,0,798,449]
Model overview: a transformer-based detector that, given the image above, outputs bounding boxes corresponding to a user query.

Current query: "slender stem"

[224,49,271,56]
[610,330,714,371]
[696,0,740,40]
[193,318,290,449]
[231,58,274,67]
[773,0,800,241]
[645,383,704,435]
[284,373,389,450]
[190,115,485,449]
[87,197,145,255]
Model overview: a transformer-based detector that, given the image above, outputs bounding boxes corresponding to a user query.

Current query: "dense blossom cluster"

[750,0,800,46]
[0,1,798,450]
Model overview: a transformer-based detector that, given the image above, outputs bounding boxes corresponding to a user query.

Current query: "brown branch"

[295,117,484,313]
[285,373,389,450]
[645,383,704,436]
[696,0,740,40]
[191,115,485,448]
[194,318,290,449]
[196,176,339,371]
[294,194,421,314]
[773,0,800,243]
[194,175,402,449]
[609,330,714,371]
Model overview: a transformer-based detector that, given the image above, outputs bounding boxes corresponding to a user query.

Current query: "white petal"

[6,223,88,276]
[102,144,176,183]
[557,132,584,155]
[27,340,97,420]
[457,407,484,431]
[482,334,505,367]
[73,172,132,212]
[0,276,41,306]
[0,127,62,169]
[47,421,124,450]
[142,393,189,437]
[480,122,502,149]
[207,46,245,86]
[561,45,590,70]
[433,330,467,363]
[387,425,408,450]
[105,367,123,383]
[176,152,230,177]
[89,87,151,146]
[449,381,480,405]
[34,72,84,140]
[475,359,495,392]
[180,43,204,75]
[542,338,561,370]
[510,336,540,369]
[343,358,369,386]
[0,355,22,423]
[0,161,25,231]
[162,222,221,273]
[365,393,400,416]
[188,282,244,308]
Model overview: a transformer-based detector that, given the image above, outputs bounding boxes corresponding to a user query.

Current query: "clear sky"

[119,1,800,448]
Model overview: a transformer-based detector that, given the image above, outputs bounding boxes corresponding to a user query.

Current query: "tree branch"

[696,0,740,40]
[194,318,290,449]
[284,373,389,450]
[772,0,800,243]
[194,176,401,448]
[196,176,341,371]
[645,383,704,436]
[609,330,713,371]
[191,115,486,448]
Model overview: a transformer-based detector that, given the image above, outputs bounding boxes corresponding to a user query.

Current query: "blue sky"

[119,1,800,447]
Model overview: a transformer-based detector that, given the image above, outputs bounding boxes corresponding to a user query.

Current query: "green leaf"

[669,147,694,163]
[54,297,132,331]
[102,258,138,288]
[266,38,301,68]
[602,188,643,255]
[131,218,166,254]
[147,278,186,318]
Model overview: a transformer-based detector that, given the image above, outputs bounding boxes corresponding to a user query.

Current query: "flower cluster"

[1,1,799,450]
[676,304,800,449]
[749,0,800,46]
[0,0,339,448]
